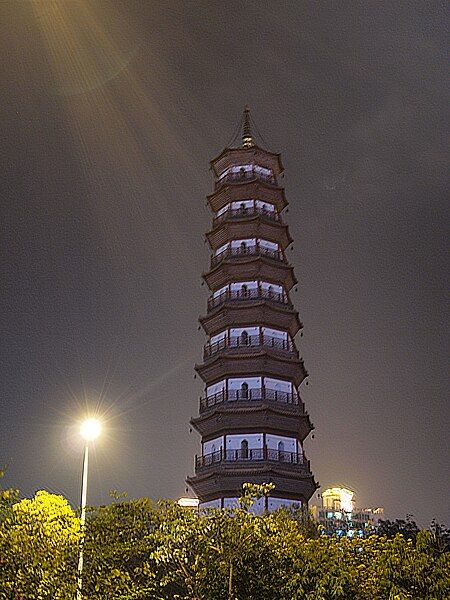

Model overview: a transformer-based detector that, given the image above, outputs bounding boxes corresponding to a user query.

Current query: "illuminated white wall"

[255,200,275,211]
[206,380,225,396]
[261,281,283,294]
[223,497,240,509]
[262,327,287,340]
[264,378,292,393]
[203,436,223,455]
[250,497,265,515]
[215,242,228,256]
[266,434,297,452]
[206,377,295,397]
[200,499,221,509]
[259,239,278,250]
[211,281,286,299]
[230,238,256,249]
[210,330,227,345]
[231,200,253,209]
[213,284,228,297]
[230,280,258,292]
[216,200,276,217]
[268,498,302,511]
[228,376,262,393]
[210,327,289,344]
[226,433,262,450]
[219,164,273,177]
[230,326,259,338]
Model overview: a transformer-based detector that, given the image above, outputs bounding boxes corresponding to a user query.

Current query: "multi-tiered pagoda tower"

[187,108,318,511]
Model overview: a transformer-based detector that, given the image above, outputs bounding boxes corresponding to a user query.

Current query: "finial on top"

[242,105,254,148]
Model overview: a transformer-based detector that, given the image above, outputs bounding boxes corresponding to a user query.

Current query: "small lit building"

[311,486,384,537]
[177,497,200,510]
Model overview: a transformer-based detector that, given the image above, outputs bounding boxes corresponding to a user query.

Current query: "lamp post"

[77,418,101,600]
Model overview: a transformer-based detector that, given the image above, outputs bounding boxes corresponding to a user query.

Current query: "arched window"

[278,440,285,461]
[268,285,274,298]
[240,283,248,297]
[240,439,249,459]
[240,382,249,399]
[240,330,249,346]
[239,202,247,214]
[240,241,247,254]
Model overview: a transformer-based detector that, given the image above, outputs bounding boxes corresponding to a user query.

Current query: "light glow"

[80,418,102,441]
[322,487,355,513]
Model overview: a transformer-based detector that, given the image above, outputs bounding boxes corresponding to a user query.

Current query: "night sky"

[1,1,448,526]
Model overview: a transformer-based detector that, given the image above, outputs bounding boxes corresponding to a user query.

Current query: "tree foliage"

[377,514,421,543]
[0,484,448,599]
[0,490,80,599]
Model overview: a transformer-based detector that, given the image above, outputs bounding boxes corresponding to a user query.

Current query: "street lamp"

[77,418,101,600]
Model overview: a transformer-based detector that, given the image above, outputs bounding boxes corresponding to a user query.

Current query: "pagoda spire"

[242,105,254,148]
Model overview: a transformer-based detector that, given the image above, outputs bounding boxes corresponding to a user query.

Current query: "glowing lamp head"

[80,418,102,441]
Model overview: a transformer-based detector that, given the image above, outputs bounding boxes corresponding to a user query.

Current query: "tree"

[0,490,80,600]
[0,468,19,522]
[0,483,449,599]
[82,496,163,599]
[429,519,450,555]
[377,514,420,542]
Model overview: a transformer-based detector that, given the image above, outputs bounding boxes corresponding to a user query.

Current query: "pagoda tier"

[195,351,308,389]
[187,107,317,511]
[203,256,297,292]
[206,212,293,251]
[199,300,302,338]
[210,145,284,179]
[191,401,313,441]
[207,180,287,214]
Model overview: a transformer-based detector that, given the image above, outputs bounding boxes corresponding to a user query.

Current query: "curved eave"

[195,350,308,387]
[202,256,297,292]
[210,144,284,178]
[190,402,314,440]
[186,465,318,505]
[193,401,309,421]
[199,300,302,338]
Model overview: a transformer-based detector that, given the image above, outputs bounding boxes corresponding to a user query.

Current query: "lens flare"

[80,418,102,441]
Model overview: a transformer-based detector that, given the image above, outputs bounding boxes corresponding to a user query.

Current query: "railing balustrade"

[216,169,276,188]
[195,448,307,469]
[207,287,291,310]
[199,387,302,411]
[204,333,297,359]
[213,205,280,227]
[211,244,284,267]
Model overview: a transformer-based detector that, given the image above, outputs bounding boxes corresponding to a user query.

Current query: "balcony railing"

[213,206,280,227]
[207,287,291,311]
[211,244,284,268]
[203,333,297,360]
[199,387,302,412]
[195,448,308,470]
[216,169,276,189]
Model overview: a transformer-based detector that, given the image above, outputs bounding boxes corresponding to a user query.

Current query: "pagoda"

[187,108,318,511]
